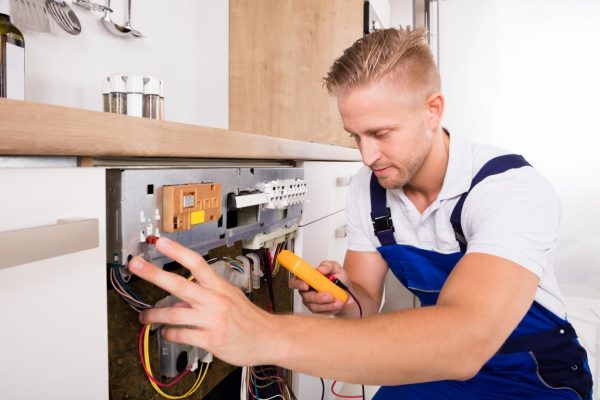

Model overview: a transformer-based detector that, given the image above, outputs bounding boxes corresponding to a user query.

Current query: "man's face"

[338,78,434,190]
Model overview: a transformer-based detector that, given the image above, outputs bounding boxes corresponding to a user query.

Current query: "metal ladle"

[123,0,143,37]
[101,0,130,36]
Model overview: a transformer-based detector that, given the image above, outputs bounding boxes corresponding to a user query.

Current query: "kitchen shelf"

[0,99,361,161]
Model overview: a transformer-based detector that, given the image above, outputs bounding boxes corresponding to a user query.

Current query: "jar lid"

[109,74,126,92]
[101,76,110,94]
[125,75,144,93]
[143,77,160,95]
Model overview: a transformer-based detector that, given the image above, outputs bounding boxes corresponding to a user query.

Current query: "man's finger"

[162,327,207,350]
[309,300,345,314]
[129,256,204,305]
[154,237,219,286]
[302,290,333,304]
[289,276,309,291]
[139,306,207,329]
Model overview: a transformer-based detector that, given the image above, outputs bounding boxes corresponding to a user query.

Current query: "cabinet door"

[298,161,363,226]
[230,0,363,146]
[294,211,379,399]
[0,168,108,400]
[294,211,344,400]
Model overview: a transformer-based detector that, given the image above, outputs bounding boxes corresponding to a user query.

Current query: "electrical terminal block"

[255,179,308,209]
[242,225,298,250]
[245,253,263,290]
[201,352,213,364]
[162,183,222,233]
[211,260,251,292]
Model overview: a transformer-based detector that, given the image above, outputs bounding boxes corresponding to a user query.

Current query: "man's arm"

[274,252,539,384]
[289,249,388,318]
[133,239,539,385]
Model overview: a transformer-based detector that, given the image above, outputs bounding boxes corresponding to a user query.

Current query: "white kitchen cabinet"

[294,161,378,400]
[298,161,363,226]
[0,168,108,400]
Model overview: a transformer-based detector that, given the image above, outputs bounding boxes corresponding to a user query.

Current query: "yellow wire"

[143,324,210,399]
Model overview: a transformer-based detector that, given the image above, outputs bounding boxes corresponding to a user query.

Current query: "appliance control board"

[106,167,307,269]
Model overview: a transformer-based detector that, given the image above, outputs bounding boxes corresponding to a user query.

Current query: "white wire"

[110,270,142,304]
[255,395,286,400]
[240,366,249,400]
[109,268,151,310]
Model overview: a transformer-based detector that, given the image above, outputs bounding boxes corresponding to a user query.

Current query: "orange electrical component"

[162,183,222,233]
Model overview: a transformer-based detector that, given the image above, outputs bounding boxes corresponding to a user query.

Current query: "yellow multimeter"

[276,250,349,304]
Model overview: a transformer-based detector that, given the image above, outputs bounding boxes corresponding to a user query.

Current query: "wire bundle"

[241,365,297,400]
[223,257,246,274]
[139,324,210,399]
[269,238,292,277]
[109,265,151,313]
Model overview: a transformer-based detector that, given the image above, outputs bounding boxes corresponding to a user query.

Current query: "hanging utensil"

[73,0,111,13]
[44,0,81,35]
[101,0,130,36]
[10,0,50,32]
[123,0,142,37]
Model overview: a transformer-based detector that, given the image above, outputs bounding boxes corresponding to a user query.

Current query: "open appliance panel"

[106,167,305,269]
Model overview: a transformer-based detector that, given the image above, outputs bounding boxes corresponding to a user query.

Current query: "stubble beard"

[375,128,433,190]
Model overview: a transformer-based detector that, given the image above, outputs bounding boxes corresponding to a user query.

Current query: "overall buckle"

[372,208,395,235]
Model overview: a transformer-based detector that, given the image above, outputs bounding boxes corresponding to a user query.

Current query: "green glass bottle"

[0,0,25,99]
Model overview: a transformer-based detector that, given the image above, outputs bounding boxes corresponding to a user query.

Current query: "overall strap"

[450,154,531,253]
[370,174,396,246]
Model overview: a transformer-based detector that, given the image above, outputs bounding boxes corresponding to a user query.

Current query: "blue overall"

[370,155,593,399]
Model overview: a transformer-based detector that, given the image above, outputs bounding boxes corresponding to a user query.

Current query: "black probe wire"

[345,287,365,400]
[320,377,325,400]
[328,278,365,400]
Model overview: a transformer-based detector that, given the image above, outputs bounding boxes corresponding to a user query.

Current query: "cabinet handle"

[335,225,347,239]
[336,175,353,187]
[0,218,99,270]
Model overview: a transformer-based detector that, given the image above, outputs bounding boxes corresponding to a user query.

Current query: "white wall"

[389,0,412,29]
[369,0,392,28]
[438,2,600,394]
[438,0,600,289]
[19,0,228,128]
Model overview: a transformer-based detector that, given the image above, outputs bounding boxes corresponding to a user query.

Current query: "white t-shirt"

[346,134,567,318]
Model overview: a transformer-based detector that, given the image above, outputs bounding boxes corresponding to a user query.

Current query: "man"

[131,28,593,399]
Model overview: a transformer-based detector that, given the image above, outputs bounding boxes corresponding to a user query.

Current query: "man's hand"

[129,237,276,367]
[288,260,355,315]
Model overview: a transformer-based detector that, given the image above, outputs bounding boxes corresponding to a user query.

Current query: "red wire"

[331,380,363,399]
[137,325,191,388]
[265,249,274,312]
[253,366,287,397]
[251,372,285,381]
[248,368,255,398]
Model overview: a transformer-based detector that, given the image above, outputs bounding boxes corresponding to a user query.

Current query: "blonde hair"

[323,27,440,102]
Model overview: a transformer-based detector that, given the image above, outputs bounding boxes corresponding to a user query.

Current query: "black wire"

[345,288,363,318]
[320,377,325,400]
[345,288,365,400]
[315,284,366,400]
[261,248,276,312]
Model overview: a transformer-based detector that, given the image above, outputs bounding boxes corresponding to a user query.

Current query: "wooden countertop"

[0,99,361,161]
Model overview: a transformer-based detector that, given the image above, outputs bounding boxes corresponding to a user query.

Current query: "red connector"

[145,235,159,245]
[327,274,349,291]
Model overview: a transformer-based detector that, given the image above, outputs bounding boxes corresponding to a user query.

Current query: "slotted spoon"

[45,0,81,35]
[10,0,50,32]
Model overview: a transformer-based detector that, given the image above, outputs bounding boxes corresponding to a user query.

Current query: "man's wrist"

[258,313,296,366]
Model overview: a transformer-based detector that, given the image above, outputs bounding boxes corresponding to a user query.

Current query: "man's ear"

[425,92,444,131]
